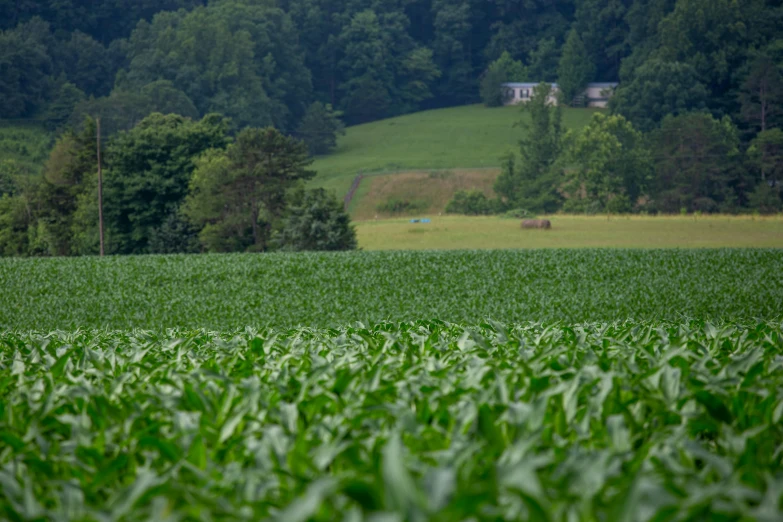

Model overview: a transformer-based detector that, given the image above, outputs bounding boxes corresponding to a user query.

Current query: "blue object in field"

[410,219,420,223]
[421,218,431,223]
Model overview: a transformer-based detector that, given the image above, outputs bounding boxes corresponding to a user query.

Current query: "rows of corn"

[2,320,782,520]
[2,249,783,329]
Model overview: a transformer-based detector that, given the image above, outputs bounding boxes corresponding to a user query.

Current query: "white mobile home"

[502,82,619,108]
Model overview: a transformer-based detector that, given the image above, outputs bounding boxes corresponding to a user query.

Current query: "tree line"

[1,1,780,130]
[0,113,356,256]
[448,83,783,216]
[1,0,782,240]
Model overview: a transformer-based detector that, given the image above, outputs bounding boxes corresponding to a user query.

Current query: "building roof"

[501,81,618,88]
[502,82,558,88]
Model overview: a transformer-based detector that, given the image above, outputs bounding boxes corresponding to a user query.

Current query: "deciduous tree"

[185,128,315,252]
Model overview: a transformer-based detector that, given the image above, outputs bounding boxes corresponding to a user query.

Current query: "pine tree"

[557,29,595,106]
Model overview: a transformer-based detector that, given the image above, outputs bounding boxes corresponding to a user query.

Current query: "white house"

[502,82,619,108]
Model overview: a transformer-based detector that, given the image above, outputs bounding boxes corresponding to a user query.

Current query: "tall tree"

[494,83,564,213]
[0,18,53,118]
[480,51,526,107]
[527,37,560,83]
[275,188,357,251]
[610,60,709,131]
[649,112,746,213]
[656,0,752,114]
[557,29,595,106]
[184,127,315,252]
[562,113,652,213]
[431,0,475,106]
[105,113,230,255]
[121,2,312,130]
[296,102,345,156]
[739,51,783,133]
[573,0,632,81]
[747,129,783,213]
[20,118,98,256]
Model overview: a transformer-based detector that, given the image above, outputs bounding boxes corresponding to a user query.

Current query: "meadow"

[355,215,783,250]
[309,105,598,197]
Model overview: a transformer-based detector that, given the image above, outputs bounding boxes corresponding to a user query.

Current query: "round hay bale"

[521,219,551,229]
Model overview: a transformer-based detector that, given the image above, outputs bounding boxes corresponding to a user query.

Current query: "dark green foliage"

[105,113,230,255]
[148,211,202,254]
[739,51,783,133]
[611,60,709,131]
[337,10,439,124]
[70,83,199,136]
[527,38,560,83]
[184,127,315,252]
[479,51,526,107]
[649,112,745,213]
[445,189,496,215]
[431,0,476,105]
[0,18,52,118]
[52,30,114,97]
[120,3,312,130]
[563,113,652,213]
[43,80,85,131]
[557,29,595,105]
[275,188,357,251]
[296,102,346,156]
[494,83,564,213]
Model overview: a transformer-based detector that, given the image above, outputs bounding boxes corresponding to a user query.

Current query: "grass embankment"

[350,169,499,218]
[310,104,599,197]
[355,214,783,250]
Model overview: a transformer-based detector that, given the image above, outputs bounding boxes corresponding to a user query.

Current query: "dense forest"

[1,0,782,255]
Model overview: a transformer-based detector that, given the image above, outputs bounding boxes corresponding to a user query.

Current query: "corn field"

[1,250,782,520]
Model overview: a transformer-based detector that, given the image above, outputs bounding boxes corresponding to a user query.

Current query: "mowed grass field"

[310,104,599,197]
[355,214,783,250]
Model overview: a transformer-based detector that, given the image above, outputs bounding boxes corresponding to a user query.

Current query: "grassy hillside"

[354,214,783,250]
[0,122,52,183]
[310,104,600,197]
[350,168,499,218]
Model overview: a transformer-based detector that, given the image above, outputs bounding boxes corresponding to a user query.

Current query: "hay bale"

[521,219,551,229]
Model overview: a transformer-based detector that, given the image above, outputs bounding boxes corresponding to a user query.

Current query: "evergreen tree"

[610,60,709,131]
[527,38,560,83]
[557,29,595,106]
[480,51,526,107]
[184,128,315,252]
[296,102,346,156]
[739,51,783,133]
[494,83,564,213]
[275,188,357,251]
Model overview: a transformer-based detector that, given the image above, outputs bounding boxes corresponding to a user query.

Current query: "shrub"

[445,190,497,215]
[376,198,428,214]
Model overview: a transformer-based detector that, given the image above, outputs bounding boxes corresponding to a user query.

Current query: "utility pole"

[97,118,105,257]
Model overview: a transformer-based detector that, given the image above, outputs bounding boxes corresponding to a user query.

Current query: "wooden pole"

[97,118,105,257]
